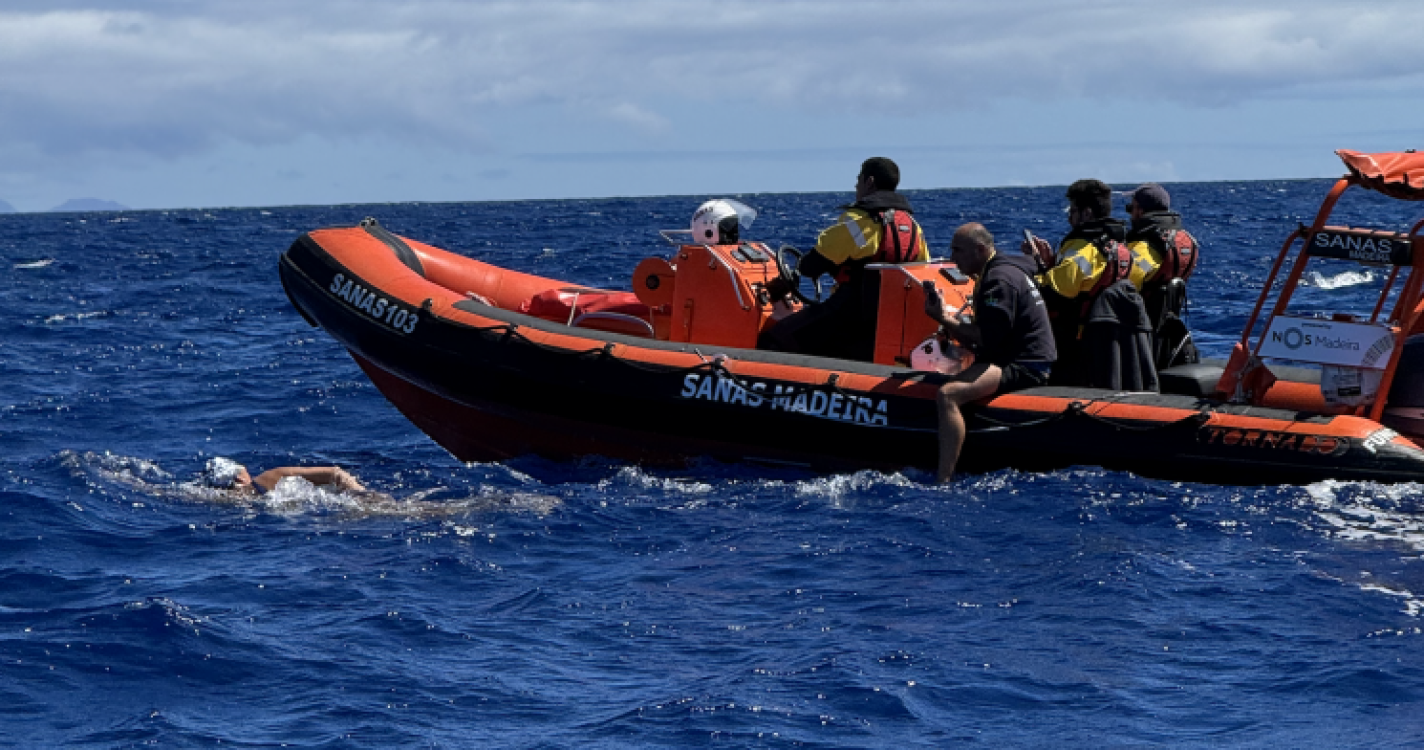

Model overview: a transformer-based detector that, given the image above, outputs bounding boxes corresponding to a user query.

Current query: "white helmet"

[690,199,757,245]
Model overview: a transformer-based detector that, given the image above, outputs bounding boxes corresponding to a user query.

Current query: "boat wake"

[1302,479,1424,619]
[1304,479,1424,549]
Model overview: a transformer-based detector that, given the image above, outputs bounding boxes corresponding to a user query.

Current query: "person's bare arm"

[251,466,366,493]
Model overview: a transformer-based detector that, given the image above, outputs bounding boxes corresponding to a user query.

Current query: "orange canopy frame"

[1216,149,1424,426]
[1336,149,1424,200]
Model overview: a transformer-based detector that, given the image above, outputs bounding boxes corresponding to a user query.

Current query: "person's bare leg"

[935,387,966,482]
[935,364,1002,482]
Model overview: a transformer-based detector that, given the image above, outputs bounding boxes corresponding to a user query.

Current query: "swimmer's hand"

[329,468,366,493]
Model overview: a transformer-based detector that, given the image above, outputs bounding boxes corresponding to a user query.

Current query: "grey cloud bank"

[0,1,1420,209]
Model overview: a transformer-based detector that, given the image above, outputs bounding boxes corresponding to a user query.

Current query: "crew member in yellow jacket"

[1023,178,1158,383]
[760,157,929,361]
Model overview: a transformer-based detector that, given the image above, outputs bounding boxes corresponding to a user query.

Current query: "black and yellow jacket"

[1126,211,1196,285]
[1036,217,1158,299]
[798,191,929,282]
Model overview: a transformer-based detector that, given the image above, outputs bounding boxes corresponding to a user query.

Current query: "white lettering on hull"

[680,373,889,427]
[329,273,418,334]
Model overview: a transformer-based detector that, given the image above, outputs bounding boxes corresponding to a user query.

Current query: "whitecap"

[1301,270,1374,290]
[597,465,713,495]
[65,449,173,484]
[792,470,916,506]
[43,311,108,324]
[14,259,54,269]
[1301,479,1424,550]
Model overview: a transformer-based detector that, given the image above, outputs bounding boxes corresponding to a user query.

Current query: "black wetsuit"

[972,252,1057,392]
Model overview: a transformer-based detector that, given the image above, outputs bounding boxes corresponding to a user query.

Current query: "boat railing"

[1222,154,1424,421]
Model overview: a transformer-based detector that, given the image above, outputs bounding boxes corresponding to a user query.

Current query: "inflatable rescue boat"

[278,150,1424,484]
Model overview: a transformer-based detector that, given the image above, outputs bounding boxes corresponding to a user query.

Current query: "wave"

[1301,270,1374,290]
[1302,479,1424,618]
[43,311,110,324]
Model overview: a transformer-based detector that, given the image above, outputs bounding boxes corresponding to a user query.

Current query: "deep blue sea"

[5,181,1424,748]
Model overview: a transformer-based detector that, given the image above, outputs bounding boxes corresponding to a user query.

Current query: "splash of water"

[1301,270,1374,290]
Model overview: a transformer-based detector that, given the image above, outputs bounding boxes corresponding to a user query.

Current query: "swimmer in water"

[203,457,368,494]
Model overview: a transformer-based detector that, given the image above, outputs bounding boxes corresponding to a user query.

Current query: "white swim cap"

[203,457,246,488]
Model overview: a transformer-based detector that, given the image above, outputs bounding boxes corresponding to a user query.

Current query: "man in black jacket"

[924,223,1056,481]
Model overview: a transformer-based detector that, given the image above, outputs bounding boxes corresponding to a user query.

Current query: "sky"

[1,0,1422,211]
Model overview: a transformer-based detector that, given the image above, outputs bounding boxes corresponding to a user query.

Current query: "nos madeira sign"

[1259,316,1395,369]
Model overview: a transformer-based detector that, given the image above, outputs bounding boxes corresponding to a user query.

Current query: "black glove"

[765,276,794,301]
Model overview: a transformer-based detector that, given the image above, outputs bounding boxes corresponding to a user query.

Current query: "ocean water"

[4,181,1424,748]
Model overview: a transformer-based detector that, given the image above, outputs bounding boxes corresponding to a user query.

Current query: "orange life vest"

[871,209,920,264]
[1151,228,1199,283]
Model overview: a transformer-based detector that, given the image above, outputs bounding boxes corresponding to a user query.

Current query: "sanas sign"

[1306,228,1414,266]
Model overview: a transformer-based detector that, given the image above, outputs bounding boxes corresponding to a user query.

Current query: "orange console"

[869,262,975,366]
[633,242,784,348]
[633,248,976,363]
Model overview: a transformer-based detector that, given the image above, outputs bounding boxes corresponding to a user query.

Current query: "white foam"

[1302,270,1374,290]
[14,259,54,269]
[792,470,916,505]
[1298,479,1424,615]
[597,466,713,495]
[44,311,107,324]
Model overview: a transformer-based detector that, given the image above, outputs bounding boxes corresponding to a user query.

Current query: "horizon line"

[0,175,1339,215]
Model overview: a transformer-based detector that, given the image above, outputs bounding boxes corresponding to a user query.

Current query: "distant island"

[50,198,129,212]
[0,199,14,213]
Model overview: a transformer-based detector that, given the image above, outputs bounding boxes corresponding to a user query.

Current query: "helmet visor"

[723,199,757,231]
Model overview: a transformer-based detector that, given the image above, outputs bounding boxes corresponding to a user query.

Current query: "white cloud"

[602,102,670,133]
[1,1,1421,160]
[0,1,1419,207]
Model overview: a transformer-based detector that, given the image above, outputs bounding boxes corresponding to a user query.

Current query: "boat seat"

[518,287,655,338]
[1159,359,1226,397]
[1160,357,1329,398]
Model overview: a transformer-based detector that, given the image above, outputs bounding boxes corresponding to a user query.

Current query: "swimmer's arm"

[252,466,366,492]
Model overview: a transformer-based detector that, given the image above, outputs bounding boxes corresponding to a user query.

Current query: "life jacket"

[1130,213,1199,284]
[1151,227,1199,283]
[831,208,921,284]
[870,208,920,264]
[1081,235,1133,321]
